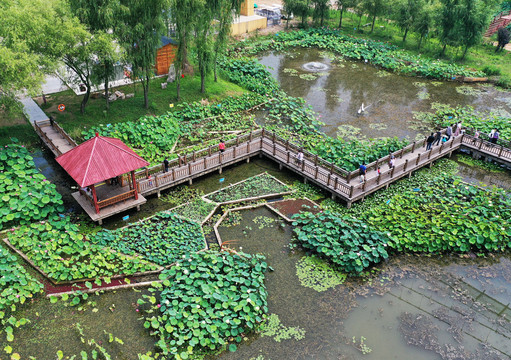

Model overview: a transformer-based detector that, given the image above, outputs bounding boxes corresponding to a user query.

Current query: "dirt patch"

[269,198,321,218]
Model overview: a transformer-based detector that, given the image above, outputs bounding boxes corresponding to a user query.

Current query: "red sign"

[58,104,65,112]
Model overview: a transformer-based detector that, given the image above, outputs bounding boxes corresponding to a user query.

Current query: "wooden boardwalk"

[35,120,511,211]
[133,129,511,208]
[34,120,77,156]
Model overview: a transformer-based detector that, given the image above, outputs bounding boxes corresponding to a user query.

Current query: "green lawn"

[40,74,248,142]
[322,10,511,84]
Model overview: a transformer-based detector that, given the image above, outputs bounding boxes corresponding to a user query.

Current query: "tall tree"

[0,0,72,114]
[412,1,438,49]
[213,0,243,82]
[457,0,497,59]
[69,0,122,110]
[362,0,387,33]
[395,0,425,42]
[194,0,214,93]
[312,0,330,26]
[336,0,359,28]
[288,0,311,26]
[171,0,201,101]
[119,0,168,109]
[438,0,461,55]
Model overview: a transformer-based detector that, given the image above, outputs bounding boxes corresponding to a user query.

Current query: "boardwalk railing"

[135,129,511,207]
[34,121,63,156]
[35,118,511,208]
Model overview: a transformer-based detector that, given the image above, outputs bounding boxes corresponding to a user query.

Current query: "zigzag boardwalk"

[34,120,511,214]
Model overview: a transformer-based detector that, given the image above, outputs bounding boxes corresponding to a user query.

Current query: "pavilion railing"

[98,189,136,209]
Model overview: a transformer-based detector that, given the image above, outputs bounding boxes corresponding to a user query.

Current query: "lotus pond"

[257,48,511,140]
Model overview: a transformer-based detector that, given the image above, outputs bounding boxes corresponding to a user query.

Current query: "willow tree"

[119,0,168,109]
[171,0,201,100]
[362,0,387,33]
[336,0,360,28]
[312,0,330,26]
[395,0,425,42]
[213,0,243,82]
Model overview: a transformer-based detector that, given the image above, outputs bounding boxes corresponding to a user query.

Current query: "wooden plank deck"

[34,120,77,157]
[72,191,147,225]
[35,120,511,213]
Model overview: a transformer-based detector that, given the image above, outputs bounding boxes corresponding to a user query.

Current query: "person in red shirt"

[219,140,226,153]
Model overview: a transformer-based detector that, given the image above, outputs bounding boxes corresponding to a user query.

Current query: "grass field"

[40,75,248,142]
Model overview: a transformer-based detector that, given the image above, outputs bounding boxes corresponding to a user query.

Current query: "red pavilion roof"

[56,135,149,187]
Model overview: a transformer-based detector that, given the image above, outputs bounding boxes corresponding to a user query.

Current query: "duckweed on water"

[295,255,347,292]
[286,181,324,201]
[252,216,276,229]
[258,314,306,343]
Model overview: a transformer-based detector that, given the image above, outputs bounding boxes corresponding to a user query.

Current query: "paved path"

[19,97,48,124]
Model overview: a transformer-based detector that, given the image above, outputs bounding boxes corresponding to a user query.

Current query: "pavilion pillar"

[91,184,100,214]
[131,170,138,200]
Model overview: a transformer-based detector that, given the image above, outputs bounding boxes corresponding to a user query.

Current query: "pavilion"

[56,133,149,224]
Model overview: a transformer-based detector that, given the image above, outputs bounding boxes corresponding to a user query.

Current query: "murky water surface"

[258,48,511,140]
[216,207,511,360]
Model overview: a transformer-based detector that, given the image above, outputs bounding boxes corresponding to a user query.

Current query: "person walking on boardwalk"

[426,133,435,151]
[453,122,461,137]
[296,148,304,166]
[359,163,367,182]
[446,125,453,141]
[433,130,442,146]
[219,140,226,153]
[163,158,169,173]
[491,129,499,144]
[489,128,496,142]
[389,155,395,169]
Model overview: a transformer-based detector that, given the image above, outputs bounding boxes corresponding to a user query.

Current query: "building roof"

[56,134,149,187]
[160,36,177,47]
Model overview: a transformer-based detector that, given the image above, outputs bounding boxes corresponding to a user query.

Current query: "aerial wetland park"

[1,0,511,359]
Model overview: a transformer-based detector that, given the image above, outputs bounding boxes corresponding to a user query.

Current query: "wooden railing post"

[188,163,192,175]
[272,132,276,144]
[208,146,212,156]
[273,143,276,156]
[428,148,433,159]
[416,153,421,165]
[399,148,404,159]
[499,145,504,157]
[314,166,318,179]
[347,172,352,184]
[219,151,222,164]
[301,160,305,172]
[154,174,159,186]
[178,155,182,167]
[349,185,354,198]
[236,136,240,146]
[247,140,250,153]
[192,151,196,162]
[377,173,381,185]
[362,180,366,191]
[411,141,416,153]
[314,155,318,166]
[390,167,395,178]
[249,130,253,142]
[287,151,290,163]
[403,159,409,172]
[334,177,338,190]
[327,174,331,186]
[439,143,444,154]
[204,157,207,169]
[478,139,483,150]
[234,146,237,158]
[172,168,176,181]
[285,140,289,151]
[145,168,149,178]
[330,163,334,174]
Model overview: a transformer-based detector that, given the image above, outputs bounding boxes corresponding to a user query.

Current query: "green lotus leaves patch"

[145,251,268,358]
[358,175,511,253]
[292,211,390,274]
[205,173,289,203]
[0,246,43,313]
[92,212,206,266]
[258,313,306,342]
[7,218,158,282]
[0,144,64,230]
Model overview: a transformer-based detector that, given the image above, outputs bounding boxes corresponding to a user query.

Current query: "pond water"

[258,48,511,140]
[216,206,511,360]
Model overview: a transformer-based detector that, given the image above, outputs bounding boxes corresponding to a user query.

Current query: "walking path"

[35,121,511,211]
[19,97,49,124]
